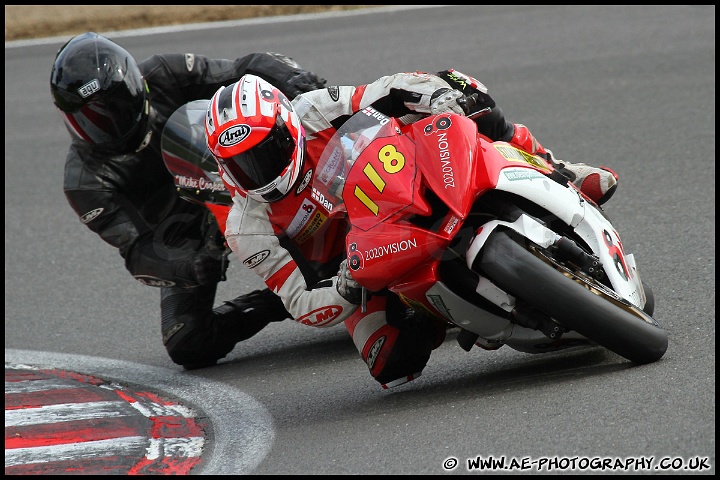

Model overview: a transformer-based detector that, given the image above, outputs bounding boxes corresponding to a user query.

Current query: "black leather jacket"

[63,52,320,287]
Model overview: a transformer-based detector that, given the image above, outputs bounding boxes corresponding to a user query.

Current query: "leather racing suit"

[223,70,537,387]
[63,52,323,368]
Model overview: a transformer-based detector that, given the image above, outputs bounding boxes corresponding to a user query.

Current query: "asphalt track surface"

[5,5,716,475]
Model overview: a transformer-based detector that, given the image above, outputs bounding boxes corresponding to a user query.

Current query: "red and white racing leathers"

[224,72,463,387]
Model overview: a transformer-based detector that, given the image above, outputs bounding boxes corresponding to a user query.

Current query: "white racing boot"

[510,124,619,206]
[546,149,619,206]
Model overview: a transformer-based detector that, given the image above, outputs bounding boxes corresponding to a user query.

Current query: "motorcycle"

[161,95,668,366]
[312,100,668,365]
[160,99,233,279]
[161,99,232,233]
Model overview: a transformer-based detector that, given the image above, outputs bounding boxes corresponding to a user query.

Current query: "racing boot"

[546,152,619,206]
[162,287,289,370]
[509,124,618,205]
[344,294,445,389]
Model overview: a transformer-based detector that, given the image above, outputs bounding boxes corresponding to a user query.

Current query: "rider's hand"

[176,251,226,287]
[336,259,363,305]
[430,88,468,115]
[265,51,327,98]
[191,252,226,286]
[284,69,327,98]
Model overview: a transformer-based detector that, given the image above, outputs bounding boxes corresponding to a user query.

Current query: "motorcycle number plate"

[344,136,418,231]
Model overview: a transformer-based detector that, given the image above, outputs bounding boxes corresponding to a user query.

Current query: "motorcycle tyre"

[642,280,655,316]
[479,231,668,365]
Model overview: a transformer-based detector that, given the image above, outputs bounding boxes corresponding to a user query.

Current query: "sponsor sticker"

[366,336,386,369]
[218,124,251,147]
[297,305,343,326]
[294,210,327,244]
[502,169,546,182]
[243,250,270,269]
[296,168,313,195]
[174,175,226,192]
[133,275,175,287]
[286,199,317,238]
[77,79,100,98]
[184,53,195,71]
[318,146,343,186]
[494,144,551,172]
[444,215,460,234]
[80,207,103,224]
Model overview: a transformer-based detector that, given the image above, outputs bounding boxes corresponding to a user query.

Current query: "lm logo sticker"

[297,305,343,326]
[243,250,270,269]
[80,207,103,224]
[366,336,386,369]
[134,275,175,287]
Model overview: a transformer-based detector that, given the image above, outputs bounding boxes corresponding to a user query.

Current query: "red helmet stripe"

[62,114,92,142]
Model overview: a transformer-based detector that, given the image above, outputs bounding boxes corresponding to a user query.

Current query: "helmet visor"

[218,117,296,192]
[60,76,146,146]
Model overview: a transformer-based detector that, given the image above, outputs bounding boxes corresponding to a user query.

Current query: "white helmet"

[205,74,305,203]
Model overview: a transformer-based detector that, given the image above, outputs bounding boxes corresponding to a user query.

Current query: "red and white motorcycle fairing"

[314,107,666,363]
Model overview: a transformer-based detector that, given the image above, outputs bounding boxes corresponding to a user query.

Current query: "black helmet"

[50,32,150,153]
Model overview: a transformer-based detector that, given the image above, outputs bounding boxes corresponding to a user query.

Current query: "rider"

[204,70,619,388]
[50,32,327,369]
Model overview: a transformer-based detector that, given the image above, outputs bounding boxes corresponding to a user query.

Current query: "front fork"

[462,218,606,350]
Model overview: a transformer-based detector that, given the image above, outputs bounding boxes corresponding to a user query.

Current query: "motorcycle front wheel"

[477,229,668,365]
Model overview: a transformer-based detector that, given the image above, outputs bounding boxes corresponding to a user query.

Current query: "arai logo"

[218,124,251,147]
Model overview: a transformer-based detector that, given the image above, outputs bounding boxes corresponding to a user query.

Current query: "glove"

[265,51,302,69]
[192,252,226,286]
[175,251,226,288]
[284,69,327,98]
[201,209,227,253]
[429,88,469,115]
[336,259,363,305]
[226,288,290,323]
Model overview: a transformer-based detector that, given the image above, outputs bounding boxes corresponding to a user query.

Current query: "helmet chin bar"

[247,150,305,203]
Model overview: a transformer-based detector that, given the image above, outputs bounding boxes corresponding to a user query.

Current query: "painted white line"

[146,436,204,459]
[5,378,85,393]
[5,436,149,467]
[4,349,274,475]
[126,399,195,418]
[5,400,136,427]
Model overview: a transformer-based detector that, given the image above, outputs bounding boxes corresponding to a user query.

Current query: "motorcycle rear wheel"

[477,230,668,365]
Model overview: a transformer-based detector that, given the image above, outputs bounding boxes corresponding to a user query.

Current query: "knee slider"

[162,313,235,369]
[358,314,435,387]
